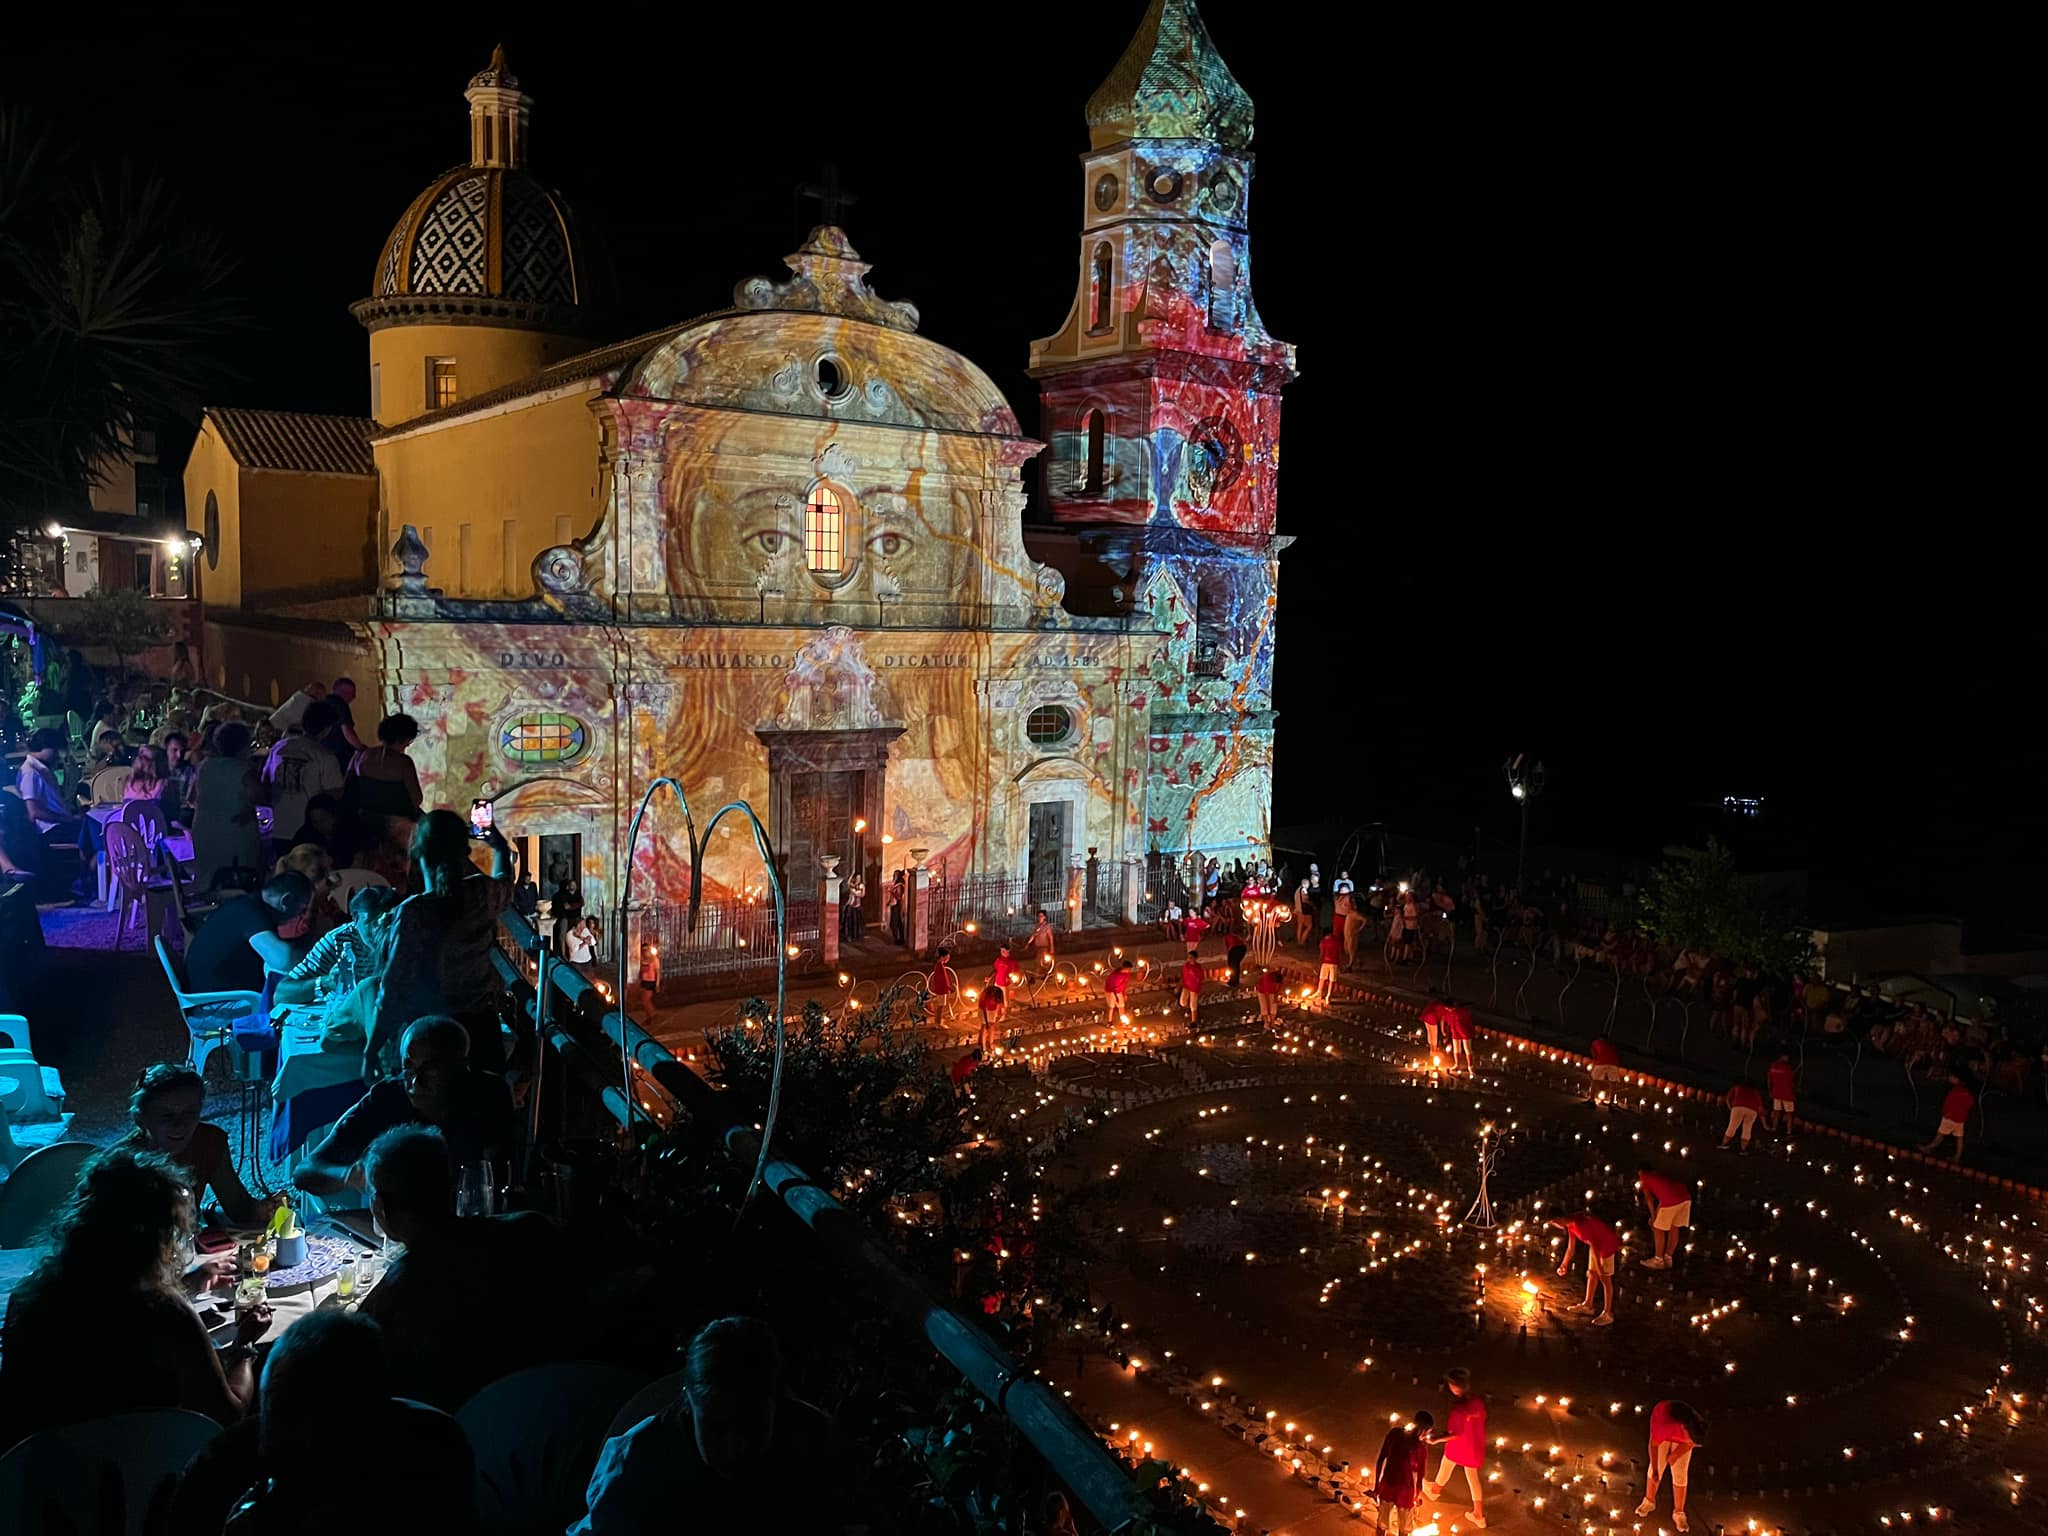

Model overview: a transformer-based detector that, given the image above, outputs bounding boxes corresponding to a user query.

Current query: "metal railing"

[492,908,1149,1531]
[644,895,822,980]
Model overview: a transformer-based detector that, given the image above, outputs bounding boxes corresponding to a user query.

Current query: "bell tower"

[1027,0,1297,872]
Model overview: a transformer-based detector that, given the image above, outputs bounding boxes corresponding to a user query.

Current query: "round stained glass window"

[500,711,588,765]
[1025,705,1074,745]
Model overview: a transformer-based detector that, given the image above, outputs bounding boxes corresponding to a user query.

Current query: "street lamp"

[1502,754,1545,895]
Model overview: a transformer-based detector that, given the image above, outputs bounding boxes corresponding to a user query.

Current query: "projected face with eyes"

[675,452,971,608]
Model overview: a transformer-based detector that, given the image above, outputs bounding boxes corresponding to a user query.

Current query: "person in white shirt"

[264,701,345,842]
[14,728,99,891]
[565,916,598,964]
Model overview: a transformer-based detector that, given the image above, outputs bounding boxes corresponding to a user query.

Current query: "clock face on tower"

[1093,173,1120,212]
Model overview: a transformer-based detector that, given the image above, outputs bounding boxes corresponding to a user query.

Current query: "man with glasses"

[295,1015,515,1196]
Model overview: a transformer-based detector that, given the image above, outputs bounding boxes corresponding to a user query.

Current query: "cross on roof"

[798,164,859,227]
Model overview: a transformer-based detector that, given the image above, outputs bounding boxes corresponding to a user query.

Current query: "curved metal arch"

[615,777,790,1220]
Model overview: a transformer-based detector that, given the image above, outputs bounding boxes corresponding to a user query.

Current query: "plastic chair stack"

[0,1012,65,1123]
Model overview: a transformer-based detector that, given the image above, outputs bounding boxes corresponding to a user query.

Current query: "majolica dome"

[352,47,586,332]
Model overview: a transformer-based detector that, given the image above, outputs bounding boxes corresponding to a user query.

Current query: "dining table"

[269,1006,368,1165]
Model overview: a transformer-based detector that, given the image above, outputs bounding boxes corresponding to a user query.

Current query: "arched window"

[805,485,845,574]
[1082,409,1106,493]
[203,491,220,572]
[1089,242,1113,332]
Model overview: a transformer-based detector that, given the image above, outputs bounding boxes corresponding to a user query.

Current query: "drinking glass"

[335,1258,358,1300]
[457,1162,497,1218]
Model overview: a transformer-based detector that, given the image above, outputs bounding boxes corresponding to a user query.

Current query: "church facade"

[186,2,1293,932]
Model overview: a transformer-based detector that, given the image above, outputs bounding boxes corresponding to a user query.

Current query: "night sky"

[5,8,2029,922]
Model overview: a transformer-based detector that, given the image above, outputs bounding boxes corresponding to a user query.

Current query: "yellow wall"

[182,419,378,612]
[369,323,587,428]
[375,388,606,599]
[204,618,371,710]
[183,424,244,609]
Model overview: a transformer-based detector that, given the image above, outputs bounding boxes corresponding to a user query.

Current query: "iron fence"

[644,895,821,981]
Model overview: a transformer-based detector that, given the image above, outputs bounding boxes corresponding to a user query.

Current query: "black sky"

[5,7,2031,922]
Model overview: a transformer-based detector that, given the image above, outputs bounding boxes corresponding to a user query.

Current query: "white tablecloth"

[271,1012,364,1106]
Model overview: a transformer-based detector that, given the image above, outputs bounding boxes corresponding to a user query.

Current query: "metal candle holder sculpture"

[1465,1121,1504,1229]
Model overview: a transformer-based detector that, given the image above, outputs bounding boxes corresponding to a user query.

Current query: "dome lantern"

[465,44,530,170]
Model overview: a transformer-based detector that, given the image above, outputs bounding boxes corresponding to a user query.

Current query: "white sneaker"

[1636,1498,1657,1518]
[1592,1312,1613,1327]
[1674,1514,1689,1532]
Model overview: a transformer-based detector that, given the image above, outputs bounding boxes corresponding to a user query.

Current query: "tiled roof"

[208,408,376,476]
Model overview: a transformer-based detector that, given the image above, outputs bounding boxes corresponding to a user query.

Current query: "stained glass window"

[805,485,844,574]
[1026,705,1074,745]
[500,711,588,765]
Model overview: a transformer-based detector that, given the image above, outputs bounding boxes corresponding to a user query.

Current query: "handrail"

[497,909,1150,1532]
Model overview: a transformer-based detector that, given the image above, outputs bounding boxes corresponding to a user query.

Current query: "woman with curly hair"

[0,1148,270,1445]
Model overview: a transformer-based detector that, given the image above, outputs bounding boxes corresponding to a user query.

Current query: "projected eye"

[746,529,796,558]
[868,529,911,559]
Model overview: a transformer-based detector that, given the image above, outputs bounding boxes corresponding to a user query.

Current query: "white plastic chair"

[457,1362,640,1536]
[604,1369,686,1438]
[0,1011,35,1058]
[153,936,265,1079]
[0,1408,221,1536]
[88,766,132,805]
[0,1140,96,1247]
[0,1047,64,1122]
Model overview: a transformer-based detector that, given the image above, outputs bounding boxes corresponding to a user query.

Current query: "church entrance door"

[786,770,864,898]
[1027,801,1069,909]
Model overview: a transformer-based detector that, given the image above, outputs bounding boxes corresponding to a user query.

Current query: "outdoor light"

[44,521,64,539]
[853,817,867,832]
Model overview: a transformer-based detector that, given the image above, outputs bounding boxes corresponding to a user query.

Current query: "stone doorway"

[755,727,902,920]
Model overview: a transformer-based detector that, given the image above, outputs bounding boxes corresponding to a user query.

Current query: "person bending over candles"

[296,1016,516,1196]
[1549,1209,1619,1325]
[1443,998,1476,1076]
[1103,956,1132,1024]
[572,1315,865,1535]
[1720,1078,1764,1153]
[1372,1410,1433,1536]
[357,1125,573,1410]
[122,1063,279,1228]
[1422,991,1449,1057]
[1422,1366,1487,1526]
[0,1149,269,1446]
[978,983,1006,1054]
[1636,1400,1707,1531]
[1635,1162,1691,1269]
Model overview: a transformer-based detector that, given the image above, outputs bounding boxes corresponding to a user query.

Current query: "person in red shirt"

[1422,1366,1487,1526]
[1182,907,1209,957]
[1635,1163,1691,1269]
[1720,1078,1764,1153]
[1765,1053,1797,1131]
[1920,1072,1976,1162]
[928,946,960,1021]
[949,1046,984,1088]
[991,944,1023,993]
[1443,1001,1475,1076]
[1589,1033,1622,1097]
[1178,956,1205,1026]
[1103,957,1131,1025]
[1421,994,1446,1057]
[1637,1399,1707,1530]
[1315,930,1341,1003]
[1549,1210,1620,1324]
[1255,966,1281,1025]
[978,983,1006,1054]
[1372,1411,1434,1535]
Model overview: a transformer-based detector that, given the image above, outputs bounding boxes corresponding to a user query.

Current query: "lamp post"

[1502,754,1545,896]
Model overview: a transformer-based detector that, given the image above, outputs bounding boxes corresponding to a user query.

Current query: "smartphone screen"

[470,798,494,836]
